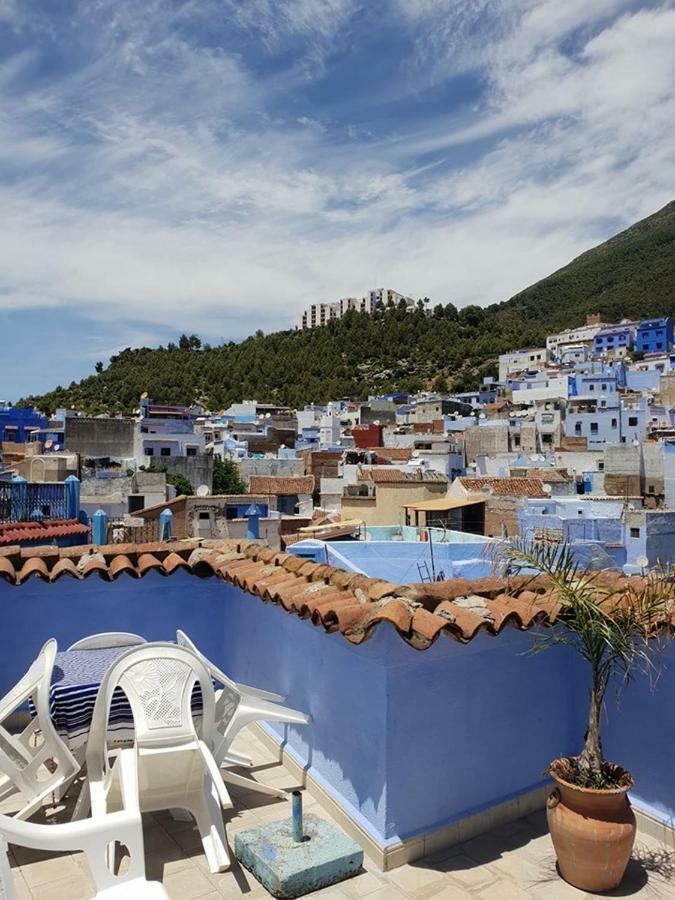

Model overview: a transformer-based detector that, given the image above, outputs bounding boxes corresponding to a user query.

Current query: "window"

[146,447,154,456]
[198,511,210,520]
[598,461,604,471]
[648,484,655,493]
[574,423,582,435]
[630,527,640,539]
[601,384,607,391]
[590,423,598,434]
[628,416,638,426]
[611,418,617,428]
[160,447,171,457]
[128,495,145,513]
[186,447,197,457]
[589,383,595,391]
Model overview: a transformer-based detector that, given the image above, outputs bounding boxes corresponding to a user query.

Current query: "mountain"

[23,201,675,415]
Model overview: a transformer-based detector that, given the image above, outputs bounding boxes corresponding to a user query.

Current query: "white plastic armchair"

[175,630,311,799]
[67,633,147,651]
[0,807,168,899]
[86,643,232,873]
[0,639,80,820]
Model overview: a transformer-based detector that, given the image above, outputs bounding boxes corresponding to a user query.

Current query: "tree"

[433,374,449,394]
[497,540,671,787]
[213,457,246,494]
[95,361,104,374]
[167,473,194,496]
[178,334,191,351]
[458,304,484,327]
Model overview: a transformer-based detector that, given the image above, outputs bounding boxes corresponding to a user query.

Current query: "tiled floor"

[3,729,674,899]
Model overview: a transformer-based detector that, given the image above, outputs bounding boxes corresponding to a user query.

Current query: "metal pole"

[291,790,304,843]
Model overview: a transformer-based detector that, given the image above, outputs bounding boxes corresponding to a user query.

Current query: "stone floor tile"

[477,876,532,899]
[386,861,448,894]
[162,866,218,899]
[337,868,388,897]
[17,850,82,889]
[430,851,500,889]
[6,868,33,900]
[30,871,96,900]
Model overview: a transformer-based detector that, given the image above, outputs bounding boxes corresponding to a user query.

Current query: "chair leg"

[186,777,230,873]
[221,769,287,799]
[71,779,91,822]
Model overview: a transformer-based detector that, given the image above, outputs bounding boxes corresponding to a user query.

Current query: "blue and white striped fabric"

[43,647,205,751]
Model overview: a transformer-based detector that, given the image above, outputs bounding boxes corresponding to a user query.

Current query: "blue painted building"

[593,323,636,356]
[0,405,48,443]
[635,317,673,355]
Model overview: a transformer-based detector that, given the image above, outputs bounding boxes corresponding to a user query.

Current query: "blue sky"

[1,0,674,400]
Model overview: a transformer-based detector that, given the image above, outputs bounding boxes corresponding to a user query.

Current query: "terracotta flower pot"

[546,757,636,892]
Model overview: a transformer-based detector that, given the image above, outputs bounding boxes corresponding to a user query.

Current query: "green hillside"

[24,201,675,415]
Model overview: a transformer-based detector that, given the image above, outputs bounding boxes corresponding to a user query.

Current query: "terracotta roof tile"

[0,537,672,652]
[360,468,448,484]
[0,519,90,546]
[248,475,315,495]
[457,477,548,498]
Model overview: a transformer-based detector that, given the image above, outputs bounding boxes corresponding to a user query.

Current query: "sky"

[1,0,674,400]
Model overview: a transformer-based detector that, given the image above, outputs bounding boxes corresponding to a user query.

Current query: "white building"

[498,348,549,382]
[546,317,605,357]
[298,288,414,329]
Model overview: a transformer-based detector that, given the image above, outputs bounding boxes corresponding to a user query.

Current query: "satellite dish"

[196,484,211,497]
[543,483,553,495]
[53,444,60,451]
[44,439,53,449]
[636,555,649,569]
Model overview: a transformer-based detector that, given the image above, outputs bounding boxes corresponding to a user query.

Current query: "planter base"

[547,758,636,893]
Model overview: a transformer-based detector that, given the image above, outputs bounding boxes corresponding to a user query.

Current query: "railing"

[0,482,69,523]
[106,521,159,544]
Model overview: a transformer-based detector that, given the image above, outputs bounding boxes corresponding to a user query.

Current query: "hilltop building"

[298,287,415,328]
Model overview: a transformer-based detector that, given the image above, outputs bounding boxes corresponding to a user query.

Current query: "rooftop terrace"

[1,538,674,897]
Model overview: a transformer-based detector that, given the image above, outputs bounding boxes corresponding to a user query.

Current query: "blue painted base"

[234,813,364,898]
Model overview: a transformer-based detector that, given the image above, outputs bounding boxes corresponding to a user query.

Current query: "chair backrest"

[0,808,164,898]
[0,640,79,805]
[88,643,217,775]
[67,633,146,651]
[175,631,240,737]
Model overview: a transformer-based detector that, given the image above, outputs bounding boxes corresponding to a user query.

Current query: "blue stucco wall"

[323,541,492,583]
[1,571,673,846]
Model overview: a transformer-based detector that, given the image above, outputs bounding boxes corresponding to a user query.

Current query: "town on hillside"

[2,312,674,578]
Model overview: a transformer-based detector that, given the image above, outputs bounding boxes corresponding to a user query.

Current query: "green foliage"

[494,539,672,786]
[213,457,246,495]
[22,201,675,415]
[166,473,194,496]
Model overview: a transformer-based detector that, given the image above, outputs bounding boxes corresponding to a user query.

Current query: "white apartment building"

[298,288,414,328]
[498,347,549,382]
[546,316,605,356]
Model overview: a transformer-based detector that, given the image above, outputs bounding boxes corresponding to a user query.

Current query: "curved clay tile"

[80,557,111,579]
[366,580,400,601]
[136,553,164,576]
[162,552,191,575]
[246,569,299,599]
[17,557,50,583]
[410,607,451,647]
[0,557,16,584]
[49,558,80,582]
[109,555,139,579]
[279,554,308,574]
[325,601,372,635]
[366,599,414,634]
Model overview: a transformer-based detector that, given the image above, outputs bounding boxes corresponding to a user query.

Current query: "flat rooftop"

[4,727,672,900]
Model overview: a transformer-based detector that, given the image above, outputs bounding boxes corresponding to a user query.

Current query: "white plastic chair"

[0,807,168,898]
[68,634,147,651]
[175,630,311,798]
[0,639,81,820]
[86,643,232,873]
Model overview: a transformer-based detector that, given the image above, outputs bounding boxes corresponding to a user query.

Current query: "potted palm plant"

[497,540,672,892]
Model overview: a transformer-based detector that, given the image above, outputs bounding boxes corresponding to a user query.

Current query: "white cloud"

[0,0,673,357]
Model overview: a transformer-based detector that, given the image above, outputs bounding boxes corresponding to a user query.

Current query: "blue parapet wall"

[0,569,672,849]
